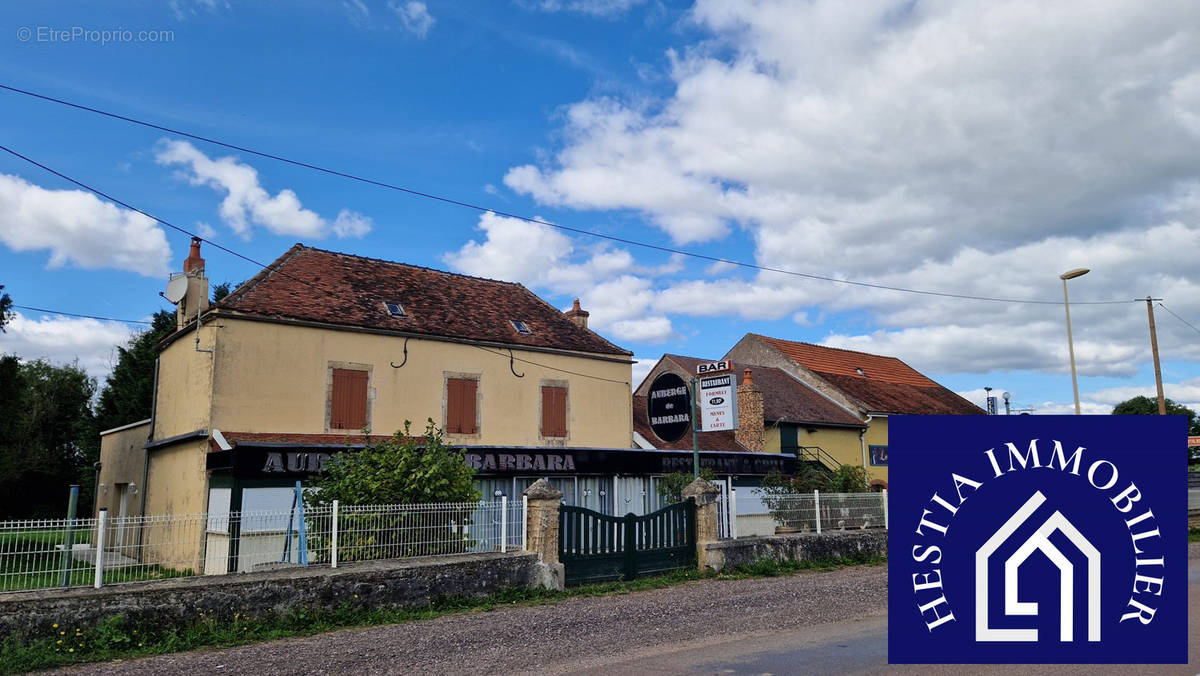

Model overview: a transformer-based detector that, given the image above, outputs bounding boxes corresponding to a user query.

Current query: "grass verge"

[0,552,884,674]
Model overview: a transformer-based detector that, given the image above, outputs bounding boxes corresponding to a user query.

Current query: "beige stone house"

[98,240,638,571]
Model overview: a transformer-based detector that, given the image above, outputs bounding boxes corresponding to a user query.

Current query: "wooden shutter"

[330,369,368,430]
[448,378,478,434]
[541,386,567,437]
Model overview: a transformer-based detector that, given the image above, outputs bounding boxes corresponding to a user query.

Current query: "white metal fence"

[0,498,525,594]
[721,489,888,539]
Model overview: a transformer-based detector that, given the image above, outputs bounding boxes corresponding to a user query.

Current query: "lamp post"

[1060,268,1090,415]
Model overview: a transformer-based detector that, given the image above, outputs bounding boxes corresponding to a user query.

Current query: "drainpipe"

[859,414,875,488]
[137,357,160,552]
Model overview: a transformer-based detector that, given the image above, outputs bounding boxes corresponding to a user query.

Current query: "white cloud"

[155,140,371,240]
[332,210,373,239]
[0,174,171,277]
[631,355,656,389]
[517,0,647,17]
[1082,378,1200,414]
[502,0,1200,379]
[344,0,370,24]
[609,316,673,342]
[0,312,136,381]
[391,1,435,37]
[443,212,675,342]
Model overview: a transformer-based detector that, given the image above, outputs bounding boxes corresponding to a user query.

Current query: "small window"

[511,320,532,335]
[541,385,567,438]
[384,302,406,318]
[330,368,368,430]
[446,378,478,435]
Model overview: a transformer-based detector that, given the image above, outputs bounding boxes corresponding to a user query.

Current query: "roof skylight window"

[511,320,532,335]
[385,302,406,318]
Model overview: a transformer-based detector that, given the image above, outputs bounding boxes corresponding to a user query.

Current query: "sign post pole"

[690,378,700,478]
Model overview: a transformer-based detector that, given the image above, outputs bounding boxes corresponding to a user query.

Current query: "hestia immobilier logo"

[888,415,1186,664]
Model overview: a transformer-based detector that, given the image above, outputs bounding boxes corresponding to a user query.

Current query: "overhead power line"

[1158,303,1200,337]
[0,82,1140,307]
[0,145,642,387]
[13,304,153,325]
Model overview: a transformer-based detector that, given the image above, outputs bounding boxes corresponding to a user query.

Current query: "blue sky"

[1,0,1199,417]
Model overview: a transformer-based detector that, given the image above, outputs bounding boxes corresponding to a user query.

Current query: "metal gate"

[558,498,696,586]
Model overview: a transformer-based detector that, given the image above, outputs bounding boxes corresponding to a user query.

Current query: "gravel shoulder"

[59,564,888,675]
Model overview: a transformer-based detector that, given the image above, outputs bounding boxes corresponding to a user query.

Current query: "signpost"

[648,362,742,478]
[646,373,691,443]
[698,373,738,431]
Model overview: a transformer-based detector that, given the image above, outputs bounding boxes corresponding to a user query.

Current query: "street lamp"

[1060,268,1090,415]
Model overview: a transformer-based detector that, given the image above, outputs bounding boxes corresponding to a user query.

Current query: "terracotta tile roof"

[632,395,749,452]
[743,367,866,427]
[755,336,936,386]
[213,245,630,356]
[751,335,982,415]
[659,356,863,428]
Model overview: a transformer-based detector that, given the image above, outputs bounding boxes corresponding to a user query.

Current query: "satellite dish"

[164,275,188,304]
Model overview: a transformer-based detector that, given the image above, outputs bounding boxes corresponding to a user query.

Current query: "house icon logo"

[975,491,1100,643]
[888,416,1187,665]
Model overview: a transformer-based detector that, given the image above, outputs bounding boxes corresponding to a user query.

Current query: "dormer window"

[384,302,406,318]
[510,320,532,335]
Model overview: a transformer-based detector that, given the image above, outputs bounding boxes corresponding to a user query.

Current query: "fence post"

[622,512,638,581]
[728,487,737,539]
[682,478,722,572]
[93,508,107,589]
[331,499,339,569]
[522,479,564,590]
[882,489,889,530]
[521,495,528,552]
[60,484,79,587]
[501,495,508,553]
[814,490,821,534]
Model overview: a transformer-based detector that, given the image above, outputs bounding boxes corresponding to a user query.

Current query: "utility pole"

[1146,296,1166,415]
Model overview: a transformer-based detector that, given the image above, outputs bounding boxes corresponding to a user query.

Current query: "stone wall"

[0,552,539,644]
[701,530,887,573]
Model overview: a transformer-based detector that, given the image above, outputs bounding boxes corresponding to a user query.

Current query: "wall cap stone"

[523,478,563,500]
[681,477,721,505]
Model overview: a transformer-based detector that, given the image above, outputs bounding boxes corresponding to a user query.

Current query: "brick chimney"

[184,236,205,273]
[177,237,210,330]
[564,298,589,329]
[735,368,764,453]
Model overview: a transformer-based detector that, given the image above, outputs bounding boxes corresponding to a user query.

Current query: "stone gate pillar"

[682,477,723,572]
[522,479,565,590]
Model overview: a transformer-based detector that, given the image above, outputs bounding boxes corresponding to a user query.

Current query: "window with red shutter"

[330,368,368,430]
[447,377,478,434]
[541,385,567,438]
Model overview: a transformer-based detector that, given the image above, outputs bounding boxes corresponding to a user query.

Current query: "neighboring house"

[726,333,984,487]
[634,354,865,482]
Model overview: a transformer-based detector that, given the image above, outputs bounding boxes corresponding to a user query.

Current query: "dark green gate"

[558,498,696,586]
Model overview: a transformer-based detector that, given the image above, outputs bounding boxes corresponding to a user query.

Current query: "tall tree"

[1112,395,1200,435]
[0,359,96,518]
[93,310,176,433]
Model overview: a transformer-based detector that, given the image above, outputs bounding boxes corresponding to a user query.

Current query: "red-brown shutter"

[542,386,567,437]
[448,378,477,434]
[330,369,368,430]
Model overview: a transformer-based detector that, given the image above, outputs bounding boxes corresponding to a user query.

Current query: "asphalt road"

[62,548,1199,675]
